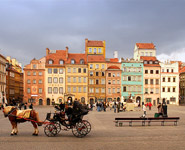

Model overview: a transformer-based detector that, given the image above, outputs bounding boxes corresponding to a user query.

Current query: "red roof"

[66,53,87,64]
[107,66,120,69]
[140,56,160,67]
[87,40,104,47]
[136,43,155,49]
[46,50,67,65]
[110,58,119,62]
[180,66,185,73]
[88,55,106,62]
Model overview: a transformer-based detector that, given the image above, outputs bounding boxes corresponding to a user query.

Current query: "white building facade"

[160,61,179,105]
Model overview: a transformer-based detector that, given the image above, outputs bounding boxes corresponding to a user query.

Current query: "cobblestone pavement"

[0,105,185,150]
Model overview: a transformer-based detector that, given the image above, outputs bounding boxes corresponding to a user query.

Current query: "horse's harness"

[7,107,17,117]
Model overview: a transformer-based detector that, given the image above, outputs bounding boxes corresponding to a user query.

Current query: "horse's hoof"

[10,134,14,136]
[14,133,17,135]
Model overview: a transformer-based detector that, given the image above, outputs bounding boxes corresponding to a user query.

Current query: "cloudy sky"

[0,0,185,66]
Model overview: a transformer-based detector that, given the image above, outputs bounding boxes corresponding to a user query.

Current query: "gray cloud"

[0,0,185,66]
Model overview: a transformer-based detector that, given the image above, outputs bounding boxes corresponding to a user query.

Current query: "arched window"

[71,59,75,64]
[48,59,53,64]
[59,60,64,65]
[80,59,84,64]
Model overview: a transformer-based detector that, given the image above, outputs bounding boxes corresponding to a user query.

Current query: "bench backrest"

[115,117,180,121]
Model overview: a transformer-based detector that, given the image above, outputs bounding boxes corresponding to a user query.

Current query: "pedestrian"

[29,103,33,109]
[109,101,113,110]
[24,103,27,110]
[141,104,146,118]
[113,102,117,113]
[117,102,120,113]
[149,102,152,110]
[103,102,106,112]
[157,103,163,117]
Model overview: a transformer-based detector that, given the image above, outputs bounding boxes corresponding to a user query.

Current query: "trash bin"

[154,113,160,118]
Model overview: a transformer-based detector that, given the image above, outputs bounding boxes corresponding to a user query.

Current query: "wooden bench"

[114,117,180,127]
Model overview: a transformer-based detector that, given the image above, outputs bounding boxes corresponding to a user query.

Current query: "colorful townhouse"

[160,61,179,105]
[179,66,185,104]
[106,57,122,102]
[0,54,8,104]
[45,48,66,105]
[24,57,46,105]
[121,58,144,105]
[65,53,88,104]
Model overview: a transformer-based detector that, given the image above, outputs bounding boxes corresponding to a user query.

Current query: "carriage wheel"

[72,121,88,138]
[82,120,91,134]
[44,124,58,137]
[53,121,61,134]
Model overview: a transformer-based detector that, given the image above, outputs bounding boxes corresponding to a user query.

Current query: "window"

[96,64,99,69]
[48,77,52,83]
[98,48,102,53]
[27,71,31,76]
[90,71,93,76]
[167,69,169,73]
[145,88,148,93]
[150,70,153,74]
[68,87,71,93]
[48,87,52,94]
[39,72,42,76]
[89,88,94,93]
[33,64,36,69]
[27,88,31,93]
[117,88,120,93]
[145,70,148,74]
[68,77,71,83]
[59,87,63,94]
[94,48,97,54]
[150,79,153,85]
[83,68,86,73]
[145,52,148,56]
[171,69,174,73]
[59,77,63,83]
[73,87,76,93]
[48,68,52,74]
[39,79,42,84]
[144,61,147,64]
[27,79,31,84]
[71,59,75,64]
[59,60,64,65]
[108,80,111,84]
[108,73,111,77]
[150,52,152,56]
[39,88,42,94]
[145,79,148,84]
[33,79,36,84]
[96,72,99,76]
[141,52,144,56]
[33,72,36,76]
[128,76,131,81]
[68,68,71,73]
[168,87,170,92]
[113,88,115,93]
[101,79,105,84]
[78,77,81,83]
[150,88,154,94]
[117,80,120,84]
[162,87,165,92]
[156,88,159,94]
[83,87,86,93]
[102,72,105,76]
[53,77,58,83]
[73,77,76,83]
[78,68,81,73]
[80,59,84,64]
[123,86,127,92]
[53,68,58,74]
[59,68,63,74]
[89,79,94,84]
[117,73,120,77]
[113,73,115,77]
[113,80,115,84]
[173,77,176,82]
[101,88,105,93]
[73,68,76,73]
[149,61,153,64]
[89,48,92,53]
[95,88,99,93]
[102,64,105,69]
[84,77,87,83]
[173,87,175,92]
[156,79,159,85]
[156,70,159,74]
[162,69,164,72]
[108,88,111,94]
[48,60,53,64]
[96,79,99,84]
[78,87,81,93]
[53,87,58,94]
[168,77,171,82]
[90,64,93,69]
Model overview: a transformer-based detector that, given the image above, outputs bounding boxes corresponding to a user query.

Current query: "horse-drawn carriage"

[43,104,91,138]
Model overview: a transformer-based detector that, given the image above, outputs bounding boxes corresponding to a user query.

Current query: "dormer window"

[48,60,53,64]
[89,48,92,53]
[59,60,64,65]
[98,48,102,53]
[71,59,75,64]
[144,61,147,64]
[149,61,153,64]
[80,59,84,64]
[155,61,158,64]
[94,48,97,54]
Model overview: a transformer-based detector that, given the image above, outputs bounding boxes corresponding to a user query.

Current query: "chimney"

[66,46,69,59]
[85,38,88,54]
[46,48,50,56]
[114,51,118,58]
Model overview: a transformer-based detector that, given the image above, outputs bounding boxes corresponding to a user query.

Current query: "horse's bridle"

[7,107,17,117]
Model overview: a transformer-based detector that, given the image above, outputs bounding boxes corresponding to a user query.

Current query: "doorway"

[47,98,50,105]
[39,99,43,105]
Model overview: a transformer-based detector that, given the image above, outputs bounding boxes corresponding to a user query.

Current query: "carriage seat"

[16,109,32,119]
